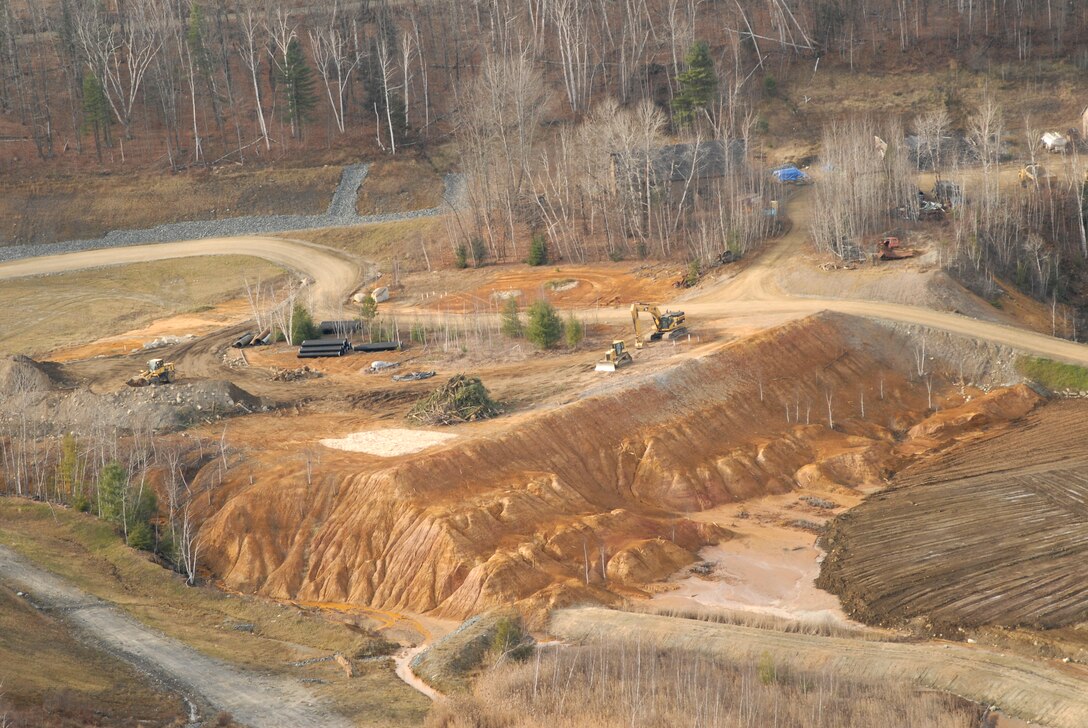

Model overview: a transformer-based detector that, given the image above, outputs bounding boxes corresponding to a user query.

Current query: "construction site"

[3,2,1088,725]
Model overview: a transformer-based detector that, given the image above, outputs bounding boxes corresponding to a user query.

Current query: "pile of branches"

[408,374,500,425]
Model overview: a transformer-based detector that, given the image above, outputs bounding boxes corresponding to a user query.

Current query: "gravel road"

[0,163,465,264]
[0,545,351,728]
[552,608,1088,728]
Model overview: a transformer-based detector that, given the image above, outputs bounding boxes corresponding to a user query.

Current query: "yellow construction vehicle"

[127,358,176,387]
[631,303,687,348]
[1018,163,1053,187]
[595,340,633,372]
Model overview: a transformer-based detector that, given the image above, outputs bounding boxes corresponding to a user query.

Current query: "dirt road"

[552,608,1088,728]
[0,545,351,728]
[6,185,1088,366]
[0,235,361,317]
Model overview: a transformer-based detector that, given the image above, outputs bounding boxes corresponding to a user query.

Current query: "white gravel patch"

[320,428,457,456]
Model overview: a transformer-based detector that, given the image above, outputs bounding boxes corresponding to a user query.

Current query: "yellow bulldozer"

[127,358,176,387]
[595,340,633,372]
[631,303,687,348]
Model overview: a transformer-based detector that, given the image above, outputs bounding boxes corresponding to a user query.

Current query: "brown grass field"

[0,256,284,357]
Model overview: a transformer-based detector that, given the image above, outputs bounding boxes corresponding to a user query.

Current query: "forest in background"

[3,0,1088,311]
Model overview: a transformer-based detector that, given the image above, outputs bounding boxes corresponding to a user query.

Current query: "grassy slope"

[0,256,284,356]
[0,498,430,727]
[0,165,342,247]
[1017,356,1088,391]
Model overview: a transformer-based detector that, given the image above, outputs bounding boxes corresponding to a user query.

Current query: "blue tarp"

[772,166,809,182]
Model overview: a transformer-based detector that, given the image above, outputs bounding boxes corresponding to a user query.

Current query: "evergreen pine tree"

[82,70,111,160]
[501,297,524,338]
[280,38,317,139]
[526,300,565,349]
[672,41,718,126]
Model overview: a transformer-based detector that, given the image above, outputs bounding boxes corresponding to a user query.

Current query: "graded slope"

[819,400,1088,630]
[196,314,991,619]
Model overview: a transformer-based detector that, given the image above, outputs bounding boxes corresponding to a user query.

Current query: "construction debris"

[271,366,323,382]
[369,360,399,372]
[392,371,436,382]
[408,374,500,425]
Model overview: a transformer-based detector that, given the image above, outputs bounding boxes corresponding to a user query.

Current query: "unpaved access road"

[5,185,1088,366]
[552,608,1088,728]
[0,235,361,317]
[0,545,351,728]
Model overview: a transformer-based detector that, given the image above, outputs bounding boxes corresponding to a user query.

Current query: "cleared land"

[550,607,1088,728]
[819,401,1088,630]
[356,157,446,216]
[0,255,283,356]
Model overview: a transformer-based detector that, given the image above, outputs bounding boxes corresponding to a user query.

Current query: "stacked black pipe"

[297,339,351,358]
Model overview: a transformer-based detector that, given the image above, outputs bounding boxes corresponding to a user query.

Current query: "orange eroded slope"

[197,314,980,619]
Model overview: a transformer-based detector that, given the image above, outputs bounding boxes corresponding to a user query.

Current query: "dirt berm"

[0,355,262,433]
[194,313,1026,620]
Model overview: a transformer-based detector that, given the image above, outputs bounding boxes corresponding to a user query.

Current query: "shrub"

[358,295,378,331]
[500,297,523,338]
[526,300,564,349]
[126,520,154,552]
[470,237,488,267]
[454,244,468,270]
[290,302,319,345]
[490,618,533,663]
[565,312,584,347]
[763,75,777,96]
[411,322,427,344]
[527,234,549,266]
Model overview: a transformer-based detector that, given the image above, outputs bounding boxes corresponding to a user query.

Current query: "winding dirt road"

[0,545,351,728]
[4,187,1088,366]
[552,608,1088,728]
[0,235,361,317]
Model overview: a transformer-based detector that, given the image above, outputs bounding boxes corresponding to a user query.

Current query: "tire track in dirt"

[551,608,1088,728]
[0,545,350,728]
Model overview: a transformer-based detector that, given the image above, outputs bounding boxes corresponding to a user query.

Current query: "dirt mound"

[0,354,54,395]
[3,379,262,433]
[195,313,1033,621]
[411,609,530,694]
[819,400,1088,632]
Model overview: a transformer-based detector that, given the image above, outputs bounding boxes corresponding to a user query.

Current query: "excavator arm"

[631,303,685,347]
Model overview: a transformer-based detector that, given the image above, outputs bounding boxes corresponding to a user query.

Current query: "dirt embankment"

[0,354,264,433]
[819,399,1088,636]
[193,313,1024,621]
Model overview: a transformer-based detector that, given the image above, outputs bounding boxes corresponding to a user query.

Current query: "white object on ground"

[320,428,457,456]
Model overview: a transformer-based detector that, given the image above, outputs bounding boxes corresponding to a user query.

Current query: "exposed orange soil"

[50,299,253,362]
[190,314,1031,623]
[398,262,684,312]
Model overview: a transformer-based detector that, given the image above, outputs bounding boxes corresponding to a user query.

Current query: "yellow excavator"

[631,303,687,348]
[595,340,633,372]
[127,358,176,387]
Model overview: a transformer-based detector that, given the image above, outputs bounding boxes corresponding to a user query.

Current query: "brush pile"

[408,374,500,425]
